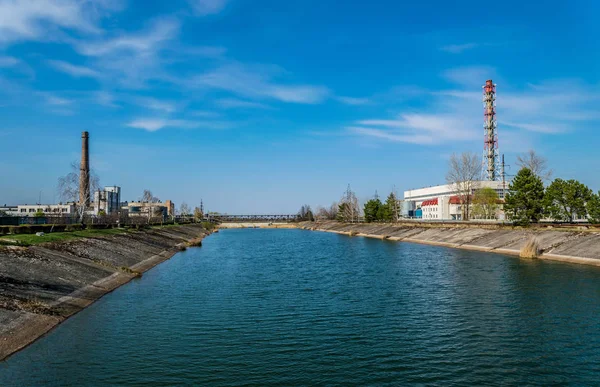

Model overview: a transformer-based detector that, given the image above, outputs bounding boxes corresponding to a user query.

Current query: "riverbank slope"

[0,225,211,361]
[301,221,600,266]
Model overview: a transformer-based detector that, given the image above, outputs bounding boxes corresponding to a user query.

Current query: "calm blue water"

[2,229,600,386]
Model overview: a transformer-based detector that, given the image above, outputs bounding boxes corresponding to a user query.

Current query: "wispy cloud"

[440,43,478,54]
[191,110,220,118]
[135,97,180,113]
[442,66,496,88]
[0,0,122,44]
[189,0,229,16]
[336,96,370,105]
[0,56,19,67]
[94,91,119,108]
[192,62,330,104]
[215,98,271,109]
[349,69,599,147]
[47,59,100,78]
[127,117,232,132]
[127,118,201,132]
[74,17,181,87]
[41,93,73,106]
[349,113,478,145]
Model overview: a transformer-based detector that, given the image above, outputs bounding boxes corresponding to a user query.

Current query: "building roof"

[421,198,439,206]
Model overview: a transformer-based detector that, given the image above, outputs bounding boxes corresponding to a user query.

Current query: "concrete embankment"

[0,225,211,361]
[300,221,600,266]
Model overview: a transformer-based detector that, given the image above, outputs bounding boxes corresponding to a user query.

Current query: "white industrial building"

[93,186,121,215]
[403,181,507,221]
[0,204,76,217]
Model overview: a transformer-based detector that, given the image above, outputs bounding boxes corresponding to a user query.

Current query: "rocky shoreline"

[0,224,211,361]
[300,221,600,267]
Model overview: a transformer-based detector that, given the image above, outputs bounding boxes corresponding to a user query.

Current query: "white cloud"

[190,110,220,118]
[189,0,229,16]
[76,18,179,57]
[74,17,180,88]
[47,59,100,78]
[336,96,370,105]
[0,0,122,43]
[0,56,19,67]
[347,127,437,145]
[216,98,270,109]
[440,43,478,54]
[442,66,496,88]
[192,62,330,104]
[350,112,478,145]
[127,117,232,132]
[135,97,179,113]
[349,71,599,147]
[43,94,73,106]
[127,118,201,132]
[94,91,119,108]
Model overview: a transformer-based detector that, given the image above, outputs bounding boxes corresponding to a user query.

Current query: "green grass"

[0,228,131,246]
[0,223,206,247]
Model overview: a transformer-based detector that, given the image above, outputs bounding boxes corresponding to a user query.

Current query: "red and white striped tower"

[482,80,500,181]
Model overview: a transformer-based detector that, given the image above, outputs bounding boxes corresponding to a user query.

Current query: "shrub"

[520,237,541,259]
[66,224,84,232]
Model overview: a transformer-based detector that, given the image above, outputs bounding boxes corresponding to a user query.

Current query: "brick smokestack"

[80,131,90,206]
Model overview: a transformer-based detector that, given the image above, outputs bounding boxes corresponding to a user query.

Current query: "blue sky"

[1,0,598,213]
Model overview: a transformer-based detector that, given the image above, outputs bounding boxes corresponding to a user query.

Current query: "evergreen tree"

[544,179,592,222]
[364,198,382,223]
[383,192,398,222]
[587,192,600,224]
[337,202,351,222]
[504,168,545,225]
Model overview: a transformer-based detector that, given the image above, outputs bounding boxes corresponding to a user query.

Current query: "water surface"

[2,229,600,385]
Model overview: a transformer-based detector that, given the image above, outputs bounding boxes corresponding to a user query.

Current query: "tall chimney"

[80,131,90,206]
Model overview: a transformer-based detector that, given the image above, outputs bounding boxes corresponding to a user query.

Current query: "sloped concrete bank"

[300,221,600,266]
[0,225,211,361]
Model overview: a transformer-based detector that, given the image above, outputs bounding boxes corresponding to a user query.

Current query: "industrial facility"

[402,80,507,221]
[0,132,179,224]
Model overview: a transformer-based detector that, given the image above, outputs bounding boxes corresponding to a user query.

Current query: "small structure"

[125,201,170,220]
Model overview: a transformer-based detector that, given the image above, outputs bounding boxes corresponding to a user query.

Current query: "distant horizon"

[1,0,598,213]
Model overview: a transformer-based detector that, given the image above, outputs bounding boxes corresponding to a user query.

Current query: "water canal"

[2,228,600,385]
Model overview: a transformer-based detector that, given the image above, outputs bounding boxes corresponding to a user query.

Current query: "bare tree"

[516,149,552,181]
[57,161,100,222]
[446,152,480,221]
[180,202,191,220]
[142,189,160,203]
[337,185,360,222]
[315,202,339,220]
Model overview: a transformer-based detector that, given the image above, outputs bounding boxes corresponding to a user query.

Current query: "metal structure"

[482,80,501,181]
[212,214,299,223]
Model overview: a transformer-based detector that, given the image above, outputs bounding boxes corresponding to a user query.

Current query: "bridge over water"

[211,214,300,223]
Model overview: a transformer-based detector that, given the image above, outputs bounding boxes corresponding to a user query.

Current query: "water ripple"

[2,229,600,386]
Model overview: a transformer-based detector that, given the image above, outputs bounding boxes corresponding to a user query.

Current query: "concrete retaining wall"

[0,225,211,361]
[300,221,600,266]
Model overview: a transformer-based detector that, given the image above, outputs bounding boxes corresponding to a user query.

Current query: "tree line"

[504,167,600,225]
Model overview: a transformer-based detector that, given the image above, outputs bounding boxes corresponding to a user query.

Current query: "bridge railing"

[211,215,301,223]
